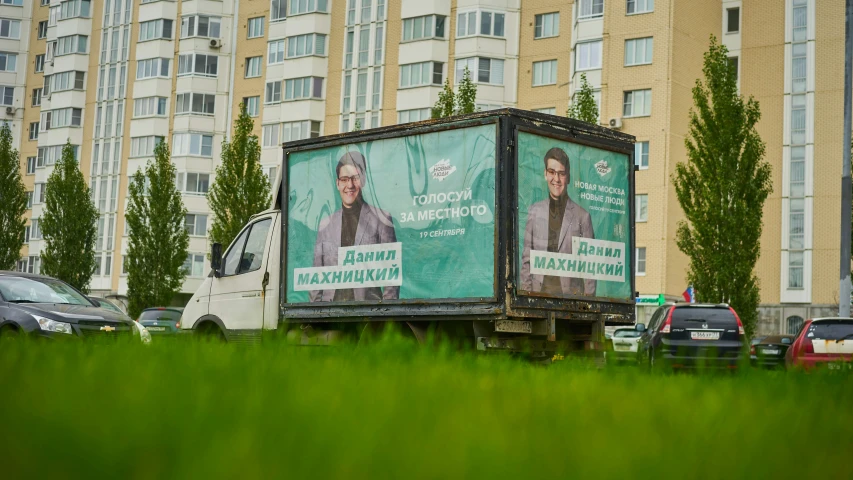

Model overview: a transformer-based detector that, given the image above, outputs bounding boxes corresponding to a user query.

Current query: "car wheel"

[0,325,20,340]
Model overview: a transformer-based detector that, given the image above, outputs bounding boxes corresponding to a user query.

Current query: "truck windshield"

[0,276,93,306]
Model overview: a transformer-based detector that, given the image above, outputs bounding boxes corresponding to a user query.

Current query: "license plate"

[690,331,720,340]
[495,320,532,334]
[762,348,780,355]
[146,327,166,332]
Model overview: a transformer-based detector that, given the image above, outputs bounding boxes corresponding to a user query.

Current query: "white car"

[608,328,642,363]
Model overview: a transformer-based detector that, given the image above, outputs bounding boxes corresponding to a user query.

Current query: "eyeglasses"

[546,168,567,178]
[337,174,361,185]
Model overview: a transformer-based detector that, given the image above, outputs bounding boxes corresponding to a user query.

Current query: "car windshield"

[139,310,182,322]
[94,299,123,314]
[806,321,853,341]
[613,330,640,338]
[0,276,92,306]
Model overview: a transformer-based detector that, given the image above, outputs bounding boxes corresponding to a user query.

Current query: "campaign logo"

[429,159,457,182]
[595,160,611,177]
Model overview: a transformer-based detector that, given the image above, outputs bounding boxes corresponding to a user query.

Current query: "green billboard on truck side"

[285,123,497,303]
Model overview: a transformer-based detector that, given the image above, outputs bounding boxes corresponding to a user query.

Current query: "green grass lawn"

[1,335,851,479]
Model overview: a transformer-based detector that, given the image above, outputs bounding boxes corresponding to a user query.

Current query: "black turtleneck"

[543,193,568,295]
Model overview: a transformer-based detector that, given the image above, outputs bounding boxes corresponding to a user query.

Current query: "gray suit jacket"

[520,196,596,296]
[310,203,399,302]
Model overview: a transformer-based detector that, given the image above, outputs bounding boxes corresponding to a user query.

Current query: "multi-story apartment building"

[13,0,847,332]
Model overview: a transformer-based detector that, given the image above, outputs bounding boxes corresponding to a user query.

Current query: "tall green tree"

[567,73,599,124]
[431,67,477,119]
[208,103,271,250]
[125,141,189,318]
[0,123,26,270]
[41,142,98,291]
[673,36,772,338]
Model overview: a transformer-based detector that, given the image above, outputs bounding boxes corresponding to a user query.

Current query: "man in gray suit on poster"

[521,147,596,296]
[310,151,399,302]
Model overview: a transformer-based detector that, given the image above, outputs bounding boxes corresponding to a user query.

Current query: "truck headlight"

[132,321,152,345]
[34,315,73,335]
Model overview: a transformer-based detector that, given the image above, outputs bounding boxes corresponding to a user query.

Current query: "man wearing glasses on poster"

[520,147,596,297]
[310,151,399,302]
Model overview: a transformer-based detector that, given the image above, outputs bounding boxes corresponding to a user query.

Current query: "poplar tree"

[208,103,271,250]
[41,142,98,291]
[431,79,456,119]
[0,123,26,270]
[430,67,477,119]
[125,141,189,318]
[673,36,772,337]
[567,73,599,124]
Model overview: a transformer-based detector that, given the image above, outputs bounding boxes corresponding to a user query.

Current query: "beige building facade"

[13,0,848,328]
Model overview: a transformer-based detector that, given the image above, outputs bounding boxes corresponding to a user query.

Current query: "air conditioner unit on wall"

[608,118,623,129]
[209,39,222,48]
[5,106,13,115]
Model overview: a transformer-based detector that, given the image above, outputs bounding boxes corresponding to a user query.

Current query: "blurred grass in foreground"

[1,332,851,479]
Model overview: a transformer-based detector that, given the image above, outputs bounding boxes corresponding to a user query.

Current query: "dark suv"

[636,303,746,370]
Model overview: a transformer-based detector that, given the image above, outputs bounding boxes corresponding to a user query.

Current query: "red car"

[785,318,853,370]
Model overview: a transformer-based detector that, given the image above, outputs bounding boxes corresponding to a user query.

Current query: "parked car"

[636,302,745,370]
[89,296,125,315]
[137,307,184,336]
[750,335,795,368]
[785,318,853,370]
[607,328,642,364]
[0,271,150,344]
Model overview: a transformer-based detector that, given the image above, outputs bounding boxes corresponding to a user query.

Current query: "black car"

[137,307,184,335]
[751,334,795,368]
[0,271,150,343]
[636,303,746,370]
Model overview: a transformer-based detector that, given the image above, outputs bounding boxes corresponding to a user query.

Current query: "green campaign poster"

[517,131,632,301]
[286,123,496,304]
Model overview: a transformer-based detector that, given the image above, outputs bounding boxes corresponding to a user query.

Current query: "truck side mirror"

[211,243,223,277]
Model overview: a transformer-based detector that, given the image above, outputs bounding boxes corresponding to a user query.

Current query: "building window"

[786,315,804,335]
[271,0,286,22]
[176,173,210,195]
[399,62,443,88]
[624,37,653,66]
[790,147,806,198]
[182,254,206,278]
[130,136,164,157]
[290,0,328,15]
[265,81,281,103]
[623,89,651,117]
[244,96,260,117]
[357,25,369,66]
[402,15,446,42]
[262,124,279,147]
[627,0,653,14]
[788,251,803,289]
[533,107,557,115]
[34,183,45,203]
[791,95,806,145]
[29,122,39,140]
[56,35,88,56]
[726,7,739,33]
[37,20,48,39]
[576,40,602,70]
[172,133,214,157]
[728,56,739,79]
[286,33,326,58]
[0,52,15,73]
[0,86,12,106]
[635,141,649,169]
[248,17,265,39]
[175,93,216,116]
[184,214,208,236]
[793,0,807,41]
[792,43,807,93]
[0,19,20,39]
[532,60,557,86]
[397,108,430,124]
[2,0,23,5]
[284,77,323,100]
[34,54,44,73]
[635,194,648,222]
[136,58,171,79]
[455,57,504,85]
[281,120,321,142]
[534,13,559,39]
[48,71,85,92]
[138,19,173,41]
[59,0,90,19]
[41,107,82,129]
[133,97,167,117]
[636,247,646,275]
[457,11,505,38]
[181,15,221,39]
[178,54,218,77]
[268,39,285,64]
[245,56,262,78]
[27,156,36,174]
[578,0,604,19]
[32,88,41,106]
